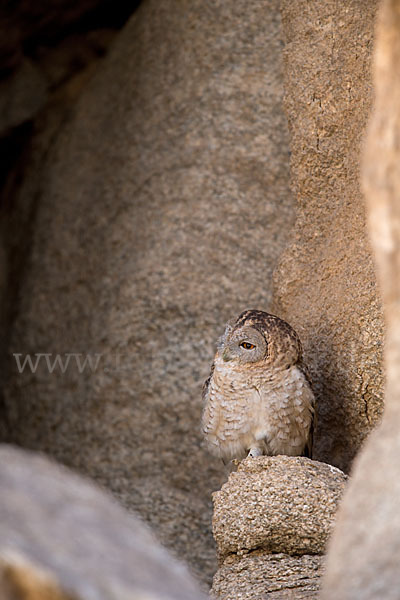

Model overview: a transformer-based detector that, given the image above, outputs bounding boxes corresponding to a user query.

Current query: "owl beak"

[222,349,233,362]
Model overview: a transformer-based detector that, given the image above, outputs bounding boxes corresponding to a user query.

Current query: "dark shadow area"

[0,0,142,75]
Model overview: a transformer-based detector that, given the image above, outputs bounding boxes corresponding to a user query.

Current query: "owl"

[202,309,314,464]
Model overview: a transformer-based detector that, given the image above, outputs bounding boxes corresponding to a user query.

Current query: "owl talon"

[248,447,263,458]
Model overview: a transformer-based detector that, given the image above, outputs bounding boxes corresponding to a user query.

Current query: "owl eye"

[240,342,255,350]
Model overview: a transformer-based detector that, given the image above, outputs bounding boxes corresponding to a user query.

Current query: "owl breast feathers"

[201,309,314,463]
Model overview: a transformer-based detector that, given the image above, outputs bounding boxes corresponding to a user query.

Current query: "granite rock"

[0,445,204,600]
[322,2,400,597]
[3,0,293,586]
[213,456,347,561]
[211,456,345,599]
[273,0,384,473]
[212,552,323,600]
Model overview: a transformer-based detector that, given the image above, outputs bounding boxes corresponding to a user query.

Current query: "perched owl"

[202,309,314,464]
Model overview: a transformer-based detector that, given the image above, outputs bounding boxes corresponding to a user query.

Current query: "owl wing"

[298,355,313,389]
[303,412,314,458]
[202,362,215,404]
[298,357,315,459]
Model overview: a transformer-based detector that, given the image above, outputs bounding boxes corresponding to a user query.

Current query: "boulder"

[3,0,293,585]
[322,1,400,597]
[213,457,347,560]
[212,552,323,600]
[212,456,347,599]
[0,445,204,600]
[273,0,383,472]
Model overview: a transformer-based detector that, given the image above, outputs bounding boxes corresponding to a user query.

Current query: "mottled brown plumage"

[202,310,314,463]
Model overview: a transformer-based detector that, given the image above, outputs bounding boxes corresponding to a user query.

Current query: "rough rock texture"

[3,0,293,586]
[213,457,347,560]
[0,30,121,417]
[322,2,400,598]
[211,456,347,599]
[212,552,323,600]
[273,0,384,472]
[0,444,204,600]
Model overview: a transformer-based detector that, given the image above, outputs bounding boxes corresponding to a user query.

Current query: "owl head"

[217,309,302,369]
